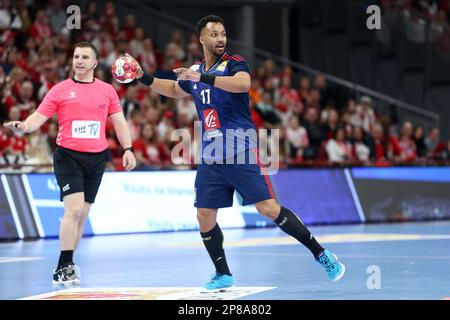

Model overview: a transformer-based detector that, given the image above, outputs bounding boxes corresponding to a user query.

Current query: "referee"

[4,42,136,286]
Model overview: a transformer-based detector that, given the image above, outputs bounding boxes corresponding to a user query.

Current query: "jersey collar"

[71,77,96,84]
[202,52,226,73]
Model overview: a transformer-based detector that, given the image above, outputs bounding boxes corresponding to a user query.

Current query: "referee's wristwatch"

[124,147,135,153]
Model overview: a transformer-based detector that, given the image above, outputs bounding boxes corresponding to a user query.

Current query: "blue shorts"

[194,159,274,208]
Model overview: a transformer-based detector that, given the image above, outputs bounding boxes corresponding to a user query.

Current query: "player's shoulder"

[189,61,202,71]
[222,53,246,62]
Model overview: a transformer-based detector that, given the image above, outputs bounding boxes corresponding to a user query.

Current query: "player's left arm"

[109,112,136,171]
[174,69,251,93]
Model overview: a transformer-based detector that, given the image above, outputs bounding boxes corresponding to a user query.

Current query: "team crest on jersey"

[203,109,222,140]
[216,61,228,72]
[203,109,221,130]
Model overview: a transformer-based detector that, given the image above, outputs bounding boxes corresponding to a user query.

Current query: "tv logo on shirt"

[72,121,100,139]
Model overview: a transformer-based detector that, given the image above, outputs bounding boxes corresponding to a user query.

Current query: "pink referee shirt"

[37,78,122,153]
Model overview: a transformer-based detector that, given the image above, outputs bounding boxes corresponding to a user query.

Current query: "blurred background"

[0,0,449,172]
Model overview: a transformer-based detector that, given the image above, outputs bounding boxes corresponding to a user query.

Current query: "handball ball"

[111,56,137,84]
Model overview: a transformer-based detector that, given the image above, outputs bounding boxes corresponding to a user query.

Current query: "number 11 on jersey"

[201,89,210,104]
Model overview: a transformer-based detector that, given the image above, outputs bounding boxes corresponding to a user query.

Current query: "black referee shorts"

[53,146,108,203]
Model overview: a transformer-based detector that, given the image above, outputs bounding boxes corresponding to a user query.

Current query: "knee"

[197,210,212,224]
[256,201,281,220]
[64,206,84,222]
[196,209,217,231]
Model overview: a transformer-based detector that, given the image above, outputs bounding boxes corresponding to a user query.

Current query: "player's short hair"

[196,15,225,35]
[73,42,98,59]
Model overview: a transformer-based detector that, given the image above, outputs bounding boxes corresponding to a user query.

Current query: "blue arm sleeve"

[177,80,191,94]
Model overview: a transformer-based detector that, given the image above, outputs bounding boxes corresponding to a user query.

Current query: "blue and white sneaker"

[202,273,234,291]
[317,249,345,282]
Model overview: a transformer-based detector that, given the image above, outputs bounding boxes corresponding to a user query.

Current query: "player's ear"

[199,35,204,45]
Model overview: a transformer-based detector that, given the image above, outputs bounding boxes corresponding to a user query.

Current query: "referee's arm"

[109,112,133,150]
[3,111,48,133]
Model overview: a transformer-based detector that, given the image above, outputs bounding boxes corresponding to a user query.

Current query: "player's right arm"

[147,77,189,99]
[3,111,48,134]
[126,54,189,99]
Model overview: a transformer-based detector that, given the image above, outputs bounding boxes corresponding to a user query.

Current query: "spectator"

[29,9,52,42]
[16,80,36,119]
[249,77,262,106]
[100,1,119,39]
[398,121,417,161]
[139,38,158,74]
[425,127,445,158]
[130,27,145,58]
[133,123,162,170]
[298,76,311,106]
[437,140,450,161]
[303,107,325,159]
[286,115,309,162]
[185,33,202,66]
[326,126,353,163]
[321,108,340,139]
[0,0,22,31]
[254,92,281,129]
[352,126,371,162]
[275,74,303,122]
[157,110,175,140]
[92,30,114,65]
[176,95,197,124]
[413,125,427,158]
[127,109,143,141]
[367,122,387,161]
[121,84,141,119]
[46,0,66,34]
[350,96,376,133]
[122,14,137,42]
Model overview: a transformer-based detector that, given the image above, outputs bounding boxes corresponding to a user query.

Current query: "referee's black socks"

[275,206,324,259]
[57,250,74,269]
[200,224,232,276]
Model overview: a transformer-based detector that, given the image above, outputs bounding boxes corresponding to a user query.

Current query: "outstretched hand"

[173,68,201,82]
[3,121,24,134]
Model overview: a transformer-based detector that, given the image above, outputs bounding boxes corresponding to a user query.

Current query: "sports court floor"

[1,221,449,300]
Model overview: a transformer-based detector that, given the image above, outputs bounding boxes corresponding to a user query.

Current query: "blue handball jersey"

[177,53,257,162]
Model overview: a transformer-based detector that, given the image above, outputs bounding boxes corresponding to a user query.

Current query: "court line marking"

[0,257,44,264]
[161,233,450,248]
[19,287,277,300]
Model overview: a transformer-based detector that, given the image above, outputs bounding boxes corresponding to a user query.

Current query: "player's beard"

[206,42,225,57]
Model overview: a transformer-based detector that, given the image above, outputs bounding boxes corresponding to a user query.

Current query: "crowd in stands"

[0,0,449,172]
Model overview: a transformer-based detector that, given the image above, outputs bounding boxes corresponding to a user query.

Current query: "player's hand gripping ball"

[111,56,137,84]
